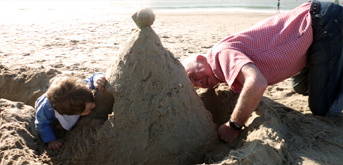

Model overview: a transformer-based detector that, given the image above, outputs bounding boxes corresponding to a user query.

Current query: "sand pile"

[196,84,343,164]
[48,8,218,164]
[0,99,40,164]
[0,65,61,107]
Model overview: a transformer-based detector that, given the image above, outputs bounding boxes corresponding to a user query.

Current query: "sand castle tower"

[56,8,218,164]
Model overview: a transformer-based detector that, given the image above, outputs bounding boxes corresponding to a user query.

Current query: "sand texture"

[1,9,343,165]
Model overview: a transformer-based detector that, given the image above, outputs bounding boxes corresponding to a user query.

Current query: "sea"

[0,0,337,24]
[147,0,335,12]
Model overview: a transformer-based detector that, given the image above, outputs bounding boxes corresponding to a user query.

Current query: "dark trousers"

[292,2,343,116]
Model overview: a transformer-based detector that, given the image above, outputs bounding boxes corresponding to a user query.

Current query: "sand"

[1,9,343,165]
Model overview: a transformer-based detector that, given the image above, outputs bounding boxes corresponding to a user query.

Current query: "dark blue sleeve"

[83,72,104,90]
[34,95,57,143]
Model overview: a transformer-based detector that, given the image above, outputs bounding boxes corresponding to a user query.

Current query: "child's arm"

[84,72,106,91]
[35,114,56,143]
[35,96,62,149]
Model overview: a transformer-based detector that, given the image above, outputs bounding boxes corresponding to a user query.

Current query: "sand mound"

[0,99,40,164]
[48,8,218,164]
[198,84,343,164]
[0,65,61,107]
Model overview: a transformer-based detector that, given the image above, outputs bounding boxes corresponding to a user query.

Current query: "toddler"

[35,72,105,150]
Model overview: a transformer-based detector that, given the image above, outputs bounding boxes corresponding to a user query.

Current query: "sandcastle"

[46,8,219,164]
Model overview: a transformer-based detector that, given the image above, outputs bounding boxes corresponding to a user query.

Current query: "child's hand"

[48,139,63,150]
[94,76,106,92]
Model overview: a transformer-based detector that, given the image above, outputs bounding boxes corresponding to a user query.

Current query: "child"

[35,72,106,150]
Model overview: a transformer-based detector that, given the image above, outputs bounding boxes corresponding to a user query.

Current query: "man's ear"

[196,54,207,63]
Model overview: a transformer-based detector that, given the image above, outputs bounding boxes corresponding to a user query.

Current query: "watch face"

[229,120,242,130]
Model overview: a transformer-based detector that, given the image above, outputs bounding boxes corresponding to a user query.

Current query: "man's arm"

[218,63,267,142]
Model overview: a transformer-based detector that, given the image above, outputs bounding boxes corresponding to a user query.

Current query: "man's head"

[47,77,95,116]
[182,54,220,88]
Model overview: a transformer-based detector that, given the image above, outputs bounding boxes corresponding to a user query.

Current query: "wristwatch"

[229,120,243,130]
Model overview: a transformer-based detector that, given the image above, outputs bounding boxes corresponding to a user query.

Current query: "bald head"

[181,54,199,72]
[181,54,220,88]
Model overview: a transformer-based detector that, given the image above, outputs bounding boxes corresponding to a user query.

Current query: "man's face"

[185,56,220,88]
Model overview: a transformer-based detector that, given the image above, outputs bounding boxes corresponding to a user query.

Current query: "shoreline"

[153,8,290,14]
[154,10,278,16]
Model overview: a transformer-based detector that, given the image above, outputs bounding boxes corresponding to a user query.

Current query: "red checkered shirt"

[207,2,313,93]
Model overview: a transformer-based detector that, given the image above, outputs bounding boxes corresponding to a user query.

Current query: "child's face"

[79,102,96,116]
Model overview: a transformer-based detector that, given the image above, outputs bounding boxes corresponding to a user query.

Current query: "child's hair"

[46,77,94,115]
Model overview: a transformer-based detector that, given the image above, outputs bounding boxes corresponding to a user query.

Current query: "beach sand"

[1,10,343,164]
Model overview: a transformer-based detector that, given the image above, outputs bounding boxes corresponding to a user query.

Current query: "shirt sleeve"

[83,72,104,90]
[34,95,56,143]
[217,49,253,93]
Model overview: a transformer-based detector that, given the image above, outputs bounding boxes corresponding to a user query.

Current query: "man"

[182,1,343,143]
[277,0,280,13]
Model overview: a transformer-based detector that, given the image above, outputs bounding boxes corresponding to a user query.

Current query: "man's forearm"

[218,63,267,143]
[230,77,266,127]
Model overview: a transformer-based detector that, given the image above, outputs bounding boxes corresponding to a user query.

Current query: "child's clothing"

[35,72,103,143]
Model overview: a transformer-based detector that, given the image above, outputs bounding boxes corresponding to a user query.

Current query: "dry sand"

[1,9,343,165]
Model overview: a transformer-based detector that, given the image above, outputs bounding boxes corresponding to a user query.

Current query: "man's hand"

[94,76,106,92]
[218,123,241,143]
[48,139,63,150]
